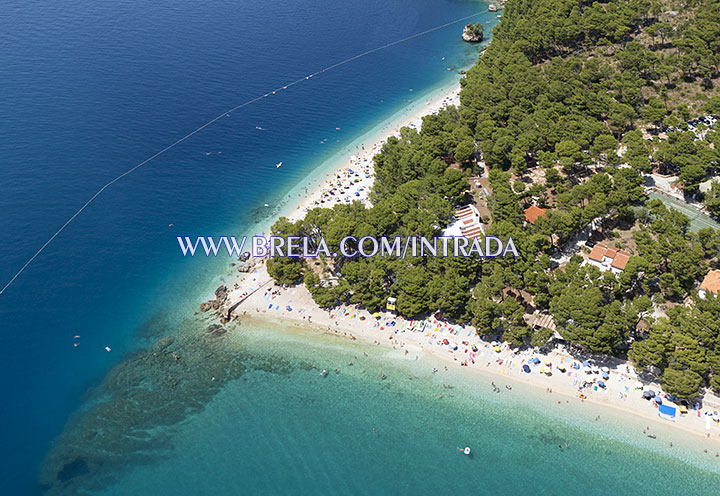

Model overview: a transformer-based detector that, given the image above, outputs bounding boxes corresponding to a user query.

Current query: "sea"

[1,0,719,494]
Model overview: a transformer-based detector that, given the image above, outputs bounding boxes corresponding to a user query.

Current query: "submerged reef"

[39,313,307,494]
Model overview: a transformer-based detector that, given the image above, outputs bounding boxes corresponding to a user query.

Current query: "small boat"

[463,447,471,455]
[488,4,497,12]
[276,161,282,168]
[647,434,656,439]
[320,369,328,377]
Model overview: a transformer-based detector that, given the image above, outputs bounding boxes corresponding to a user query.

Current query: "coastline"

[195,59,720,461]
[234,315,720,471]
[225,277,720,471]
[224,262,720,443]
[199,80,464,299]
[188,32,720,474]
[208,120,720,469]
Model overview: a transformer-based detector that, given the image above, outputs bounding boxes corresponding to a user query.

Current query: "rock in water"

[462,23,484,42]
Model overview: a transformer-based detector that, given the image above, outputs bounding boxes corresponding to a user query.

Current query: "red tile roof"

[604,247,618,259]
[524,205,547,224]
[588,245,606,262]
[588,245,633,271]
[700,270,720,294]
[611,252,631,270]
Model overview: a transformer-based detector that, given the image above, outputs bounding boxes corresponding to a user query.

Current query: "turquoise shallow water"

[93,322,720,496]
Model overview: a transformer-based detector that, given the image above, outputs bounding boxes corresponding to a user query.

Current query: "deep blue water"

[0,0,495,493]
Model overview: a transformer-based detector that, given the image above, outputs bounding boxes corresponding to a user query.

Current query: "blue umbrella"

[522,364,531,373]
[655,396,663,404]
[602,372,609,380]
[582,361,590,367]
[533,357,541,364]
[598,380,606,388]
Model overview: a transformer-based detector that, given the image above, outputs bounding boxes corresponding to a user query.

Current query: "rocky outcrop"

[199,285,229,312]
[237,259,259,273]
[462,23,484,42]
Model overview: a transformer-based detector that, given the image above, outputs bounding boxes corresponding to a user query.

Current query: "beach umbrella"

[647,390,656,398]
[471,345,478,352]
[582,361,590,367]
[655,397,663,405]
[635,382,644,389]
[522,364,531,373]
[642,391,652,399]
[602,372,609,380]
[373,312,381,319]
[544,359,552,366]
[601,366,610,373]
[285,305,292,311]
[533,357,541,364]
[598,381,606,388]
[493,346,501,353]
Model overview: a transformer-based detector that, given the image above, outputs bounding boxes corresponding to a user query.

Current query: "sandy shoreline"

[224,262,720,451]
[223,83,462,246]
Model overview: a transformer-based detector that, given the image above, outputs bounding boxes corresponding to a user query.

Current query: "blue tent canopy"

[658,404,677,421]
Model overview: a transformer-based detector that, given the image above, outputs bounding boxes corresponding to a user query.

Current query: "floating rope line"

[0,10,488,295]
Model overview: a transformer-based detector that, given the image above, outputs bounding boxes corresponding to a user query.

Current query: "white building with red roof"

[586,244,633,274]
[443,205,484,239]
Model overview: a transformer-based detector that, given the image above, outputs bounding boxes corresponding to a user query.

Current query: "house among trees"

[699,270,720,299]
[444,205,484,239]
[523,205,547,225]
[587,244,633,274]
